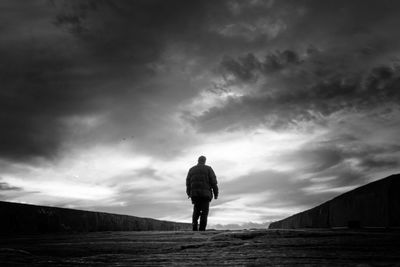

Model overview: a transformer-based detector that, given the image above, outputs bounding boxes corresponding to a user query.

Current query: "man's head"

[198,155,206,164]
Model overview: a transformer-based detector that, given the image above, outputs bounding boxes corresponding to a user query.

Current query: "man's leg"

[199,199,210,231]
[192,199,201,231]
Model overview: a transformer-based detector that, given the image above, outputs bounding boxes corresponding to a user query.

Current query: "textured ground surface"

[1,229,400,266]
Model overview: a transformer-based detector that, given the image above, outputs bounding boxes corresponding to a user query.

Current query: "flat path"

[1,229,400,266]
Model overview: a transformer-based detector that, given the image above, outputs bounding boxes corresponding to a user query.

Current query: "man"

[186,156,219,231]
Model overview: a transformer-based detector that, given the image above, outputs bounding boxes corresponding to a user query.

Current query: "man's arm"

[209,167,219,199]
[186,170,191,198]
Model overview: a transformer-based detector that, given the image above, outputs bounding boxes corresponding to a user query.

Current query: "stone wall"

[0,201,191,233]
[269,174,400,229]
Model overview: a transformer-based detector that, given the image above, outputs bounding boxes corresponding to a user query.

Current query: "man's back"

[187,164,218,200]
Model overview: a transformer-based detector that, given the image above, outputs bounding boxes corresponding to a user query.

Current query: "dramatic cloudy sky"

[1,0,400,227]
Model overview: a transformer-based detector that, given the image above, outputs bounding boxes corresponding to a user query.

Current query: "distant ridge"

[269,174,400,229]
[0,201,191,233]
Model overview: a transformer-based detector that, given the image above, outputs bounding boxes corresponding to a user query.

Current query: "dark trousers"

[192,197,210,231]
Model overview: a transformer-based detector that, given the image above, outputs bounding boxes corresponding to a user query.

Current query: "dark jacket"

[186,163,218,201]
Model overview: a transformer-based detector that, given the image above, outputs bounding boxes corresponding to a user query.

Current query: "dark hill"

[269,174,400,229]
[0,201,191,233]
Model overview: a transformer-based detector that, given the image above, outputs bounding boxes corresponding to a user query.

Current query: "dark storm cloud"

[0,39,96,160]
[3,0,400,163]
[193,53,400,132]
[52,0,210,65]
[0,0,216,162]
[188,0,400,132]
[220,50,301,82]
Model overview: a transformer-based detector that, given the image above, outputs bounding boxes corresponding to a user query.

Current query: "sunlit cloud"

[4,176,114,201]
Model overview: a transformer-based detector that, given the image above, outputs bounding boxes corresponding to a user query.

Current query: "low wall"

[269,174,400,229]
[0,201,191,233]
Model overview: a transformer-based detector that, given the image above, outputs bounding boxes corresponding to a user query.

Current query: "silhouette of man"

[186,156,219,231]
